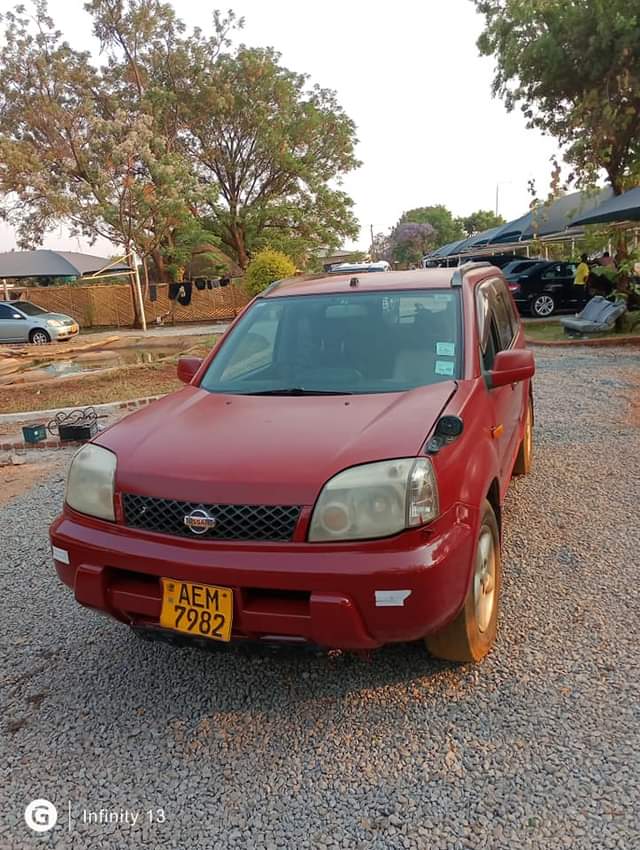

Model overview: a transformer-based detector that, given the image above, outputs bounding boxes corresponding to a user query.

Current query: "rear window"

[200,289,462,395]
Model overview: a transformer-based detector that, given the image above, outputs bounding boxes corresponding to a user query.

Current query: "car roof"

[262,267,498,298]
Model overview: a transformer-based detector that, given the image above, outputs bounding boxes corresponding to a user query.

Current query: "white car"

[0,300,79,344]
[329,261,391,274]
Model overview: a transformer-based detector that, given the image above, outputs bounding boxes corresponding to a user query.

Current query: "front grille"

[122,493,300,542]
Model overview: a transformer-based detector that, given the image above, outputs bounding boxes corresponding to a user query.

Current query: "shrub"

[244,249,296,296]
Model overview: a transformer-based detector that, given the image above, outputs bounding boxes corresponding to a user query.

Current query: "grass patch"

[525,318,640,343]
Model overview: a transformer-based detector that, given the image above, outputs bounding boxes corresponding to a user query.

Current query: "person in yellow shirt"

[575,254,590,285]
[574,253,590,307]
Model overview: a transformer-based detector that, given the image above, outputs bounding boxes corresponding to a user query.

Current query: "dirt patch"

[0,454,66,506]
[0,362,182,414]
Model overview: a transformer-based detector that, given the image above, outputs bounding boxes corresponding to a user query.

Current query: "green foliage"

[401,206,465,247]
[244,249,296,296]
[460,209,505,236]
[0,0,359,279]
[183,46,360,267]
[473,0,640,194]
[390,206,465,266]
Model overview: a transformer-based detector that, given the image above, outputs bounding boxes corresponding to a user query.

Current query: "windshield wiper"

[243,387,353,396]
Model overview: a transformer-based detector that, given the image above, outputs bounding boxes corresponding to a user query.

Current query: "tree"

[400,206,465,248]
[180,45,360,268]
[244,249,296,296]
[388,221,435,267]
[389,206,465,265]
[0,0,359,281]
[370,231,392,263]
[473,0,640,194]
[460,209,505,237]
[0,1,215,288]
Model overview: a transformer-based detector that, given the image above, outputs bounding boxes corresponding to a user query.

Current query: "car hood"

[98,383,457,505]
[42,313,75,323]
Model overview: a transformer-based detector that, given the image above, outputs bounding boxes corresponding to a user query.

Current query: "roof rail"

[450,261,494,287]
[260,278,287,296]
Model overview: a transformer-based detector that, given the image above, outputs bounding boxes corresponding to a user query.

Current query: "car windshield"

[13,301,48,316]
[200,289,461,395]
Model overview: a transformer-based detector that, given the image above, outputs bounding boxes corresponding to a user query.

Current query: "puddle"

[12,347,179,381]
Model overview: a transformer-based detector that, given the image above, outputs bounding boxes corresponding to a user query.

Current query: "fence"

[21,281,251,329]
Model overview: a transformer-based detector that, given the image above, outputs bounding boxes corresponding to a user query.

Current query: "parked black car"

[506,261,582,317]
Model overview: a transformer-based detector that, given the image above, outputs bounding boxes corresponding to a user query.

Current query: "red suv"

[50,263,534,662]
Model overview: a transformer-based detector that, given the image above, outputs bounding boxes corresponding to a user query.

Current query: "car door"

[494,279,527,444]
[539,263,565,296]
[561,263,578,306]
[0,303,29,342]
[477,281,520,486]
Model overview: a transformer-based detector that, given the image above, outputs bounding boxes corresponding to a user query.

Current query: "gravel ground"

[1,345,639,850]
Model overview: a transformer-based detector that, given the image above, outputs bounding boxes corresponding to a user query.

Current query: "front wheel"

[531,294,555,318]
[425,500,501,663]
[29,328,51,345]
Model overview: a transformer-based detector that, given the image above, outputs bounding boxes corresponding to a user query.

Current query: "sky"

[0,0,562,255]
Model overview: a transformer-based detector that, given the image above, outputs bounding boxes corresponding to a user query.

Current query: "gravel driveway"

[2,346,639,850]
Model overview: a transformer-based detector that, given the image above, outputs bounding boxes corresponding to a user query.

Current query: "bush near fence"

[24,281,251,329]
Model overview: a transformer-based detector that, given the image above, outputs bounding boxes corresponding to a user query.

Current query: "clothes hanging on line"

[195,279,206,291]
[149,284,158,302]
[168,282,181,301]
[177,281,193,306]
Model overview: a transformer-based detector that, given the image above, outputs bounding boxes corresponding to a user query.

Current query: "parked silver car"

[0,300,79,344]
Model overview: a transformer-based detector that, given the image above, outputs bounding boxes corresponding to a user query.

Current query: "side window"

[492,294,513,349]
[542,264,561,280]
[482,317,501,371]
[494,280,518,345]
[476,281,501,371]
[477,279,517,372]
[475,282,492,350]
[0,304,15,319]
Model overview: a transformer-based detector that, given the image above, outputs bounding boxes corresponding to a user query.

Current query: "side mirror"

[177,356,203,384]
[489,349,535,389]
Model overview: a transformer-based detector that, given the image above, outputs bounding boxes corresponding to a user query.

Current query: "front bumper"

[50,324,79,341]
[50,503,478,650]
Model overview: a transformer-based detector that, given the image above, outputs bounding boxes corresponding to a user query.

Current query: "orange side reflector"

[491,424,504,439]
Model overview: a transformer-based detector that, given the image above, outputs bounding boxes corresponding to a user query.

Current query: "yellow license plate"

[160,579,233,642]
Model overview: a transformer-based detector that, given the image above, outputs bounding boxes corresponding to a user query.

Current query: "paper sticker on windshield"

[436,342,455,356]
[435,360,455,377]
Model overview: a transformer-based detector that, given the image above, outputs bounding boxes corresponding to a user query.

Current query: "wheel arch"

[29,326,50,341]
[485,477,501,537]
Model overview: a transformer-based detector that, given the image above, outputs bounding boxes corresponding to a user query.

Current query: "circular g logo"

[24,799,58,833]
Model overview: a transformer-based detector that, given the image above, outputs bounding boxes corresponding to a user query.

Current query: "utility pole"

[370,224,376,260]
[130,251,147,332]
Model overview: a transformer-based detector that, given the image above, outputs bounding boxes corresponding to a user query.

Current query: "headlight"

[47,319,63,327]
[308,458,438,542]
[65,444,116,520]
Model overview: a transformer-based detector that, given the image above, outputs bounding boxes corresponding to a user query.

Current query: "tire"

[425,500,501,663]
[531,293,555,318]
[512,398,533,476]
[29,328,51,345]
